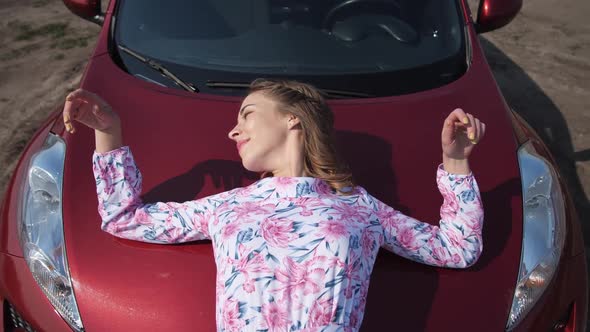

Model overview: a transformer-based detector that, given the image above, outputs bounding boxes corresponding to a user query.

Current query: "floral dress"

[93,146,484,332]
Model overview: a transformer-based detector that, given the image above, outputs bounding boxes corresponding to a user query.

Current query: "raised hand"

[441,108,486,174]
[62,88,119,134]
[62,88,123,153]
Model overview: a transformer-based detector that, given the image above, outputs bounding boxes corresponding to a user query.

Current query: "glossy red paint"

[476,0,523,33]
[0,0,586,331]
[61,0,101,21]
[459,0,473,23]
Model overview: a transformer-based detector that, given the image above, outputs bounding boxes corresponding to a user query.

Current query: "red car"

[1,0,587,331]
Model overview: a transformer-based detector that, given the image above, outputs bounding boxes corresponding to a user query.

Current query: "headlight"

[18,133,84,331]
[506,141,566,330]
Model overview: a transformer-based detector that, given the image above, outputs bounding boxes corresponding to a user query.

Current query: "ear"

[287,114,301,129]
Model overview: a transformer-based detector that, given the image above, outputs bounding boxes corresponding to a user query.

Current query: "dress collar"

[248,176,337,198]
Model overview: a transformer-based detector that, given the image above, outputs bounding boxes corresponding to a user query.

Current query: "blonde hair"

[249,78,355,195]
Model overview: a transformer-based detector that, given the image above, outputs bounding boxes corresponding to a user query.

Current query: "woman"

[63,79,485,332]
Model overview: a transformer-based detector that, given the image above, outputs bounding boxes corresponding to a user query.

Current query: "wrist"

[99,116,121,134]
[95,122,123,153]
[97,123,121,136]
[442,154,471,174]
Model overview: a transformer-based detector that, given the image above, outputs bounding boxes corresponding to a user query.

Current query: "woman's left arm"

[372,108,486,268]
[369,167,483,268]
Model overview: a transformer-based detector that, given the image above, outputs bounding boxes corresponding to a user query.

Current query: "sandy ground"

[1,0,589,329]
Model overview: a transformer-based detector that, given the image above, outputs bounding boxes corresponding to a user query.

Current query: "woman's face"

[228,92,294,172]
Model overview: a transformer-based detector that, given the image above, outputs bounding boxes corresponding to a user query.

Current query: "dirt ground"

[0,0,101,196]
[1,0,589,329]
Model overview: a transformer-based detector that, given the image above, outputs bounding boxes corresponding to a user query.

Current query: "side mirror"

[475,0,522,34]
[62,0,103,25]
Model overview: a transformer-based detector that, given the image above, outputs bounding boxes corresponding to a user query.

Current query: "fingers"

[446,108,486,144]
[66,88,99,104]
[64,99,88,134]
[63,112,73,133]
[476,120,486,143]
[446,108,469,125]
[465,113,476,142]
[465,114,486,144]
[473,118,481,143]
[92,104,103,120]
[63,97,78,134]
[445,108,473,141]
[63,88,109,134]
[64,89,88,134]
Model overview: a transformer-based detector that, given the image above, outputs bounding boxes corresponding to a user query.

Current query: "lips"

[236,139,250,152]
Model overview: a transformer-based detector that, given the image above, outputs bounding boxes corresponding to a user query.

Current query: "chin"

[240,157,264,173]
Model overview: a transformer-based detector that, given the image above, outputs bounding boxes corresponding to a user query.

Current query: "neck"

[273,165,308,177]
[271,134,308,177]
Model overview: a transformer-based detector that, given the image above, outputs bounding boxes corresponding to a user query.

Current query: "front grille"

[4,300,36,332]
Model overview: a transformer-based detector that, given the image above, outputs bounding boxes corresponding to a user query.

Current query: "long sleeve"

[93,146,225,244]
[368,164,484,268]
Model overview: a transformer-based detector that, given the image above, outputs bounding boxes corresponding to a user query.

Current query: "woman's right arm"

[94,146,221,243]
[63,89,222,243]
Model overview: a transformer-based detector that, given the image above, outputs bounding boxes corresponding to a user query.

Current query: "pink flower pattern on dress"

[233,201,276,219]
[222,298,245,332]
[261,301,291,332]
[308,298,336,327]
[260,217,297,248]
[439,183,460,221]
[316,219,349,241]
[93,146,484,331]
[273,256,326,303]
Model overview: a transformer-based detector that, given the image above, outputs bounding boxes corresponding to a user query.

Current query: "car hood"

[60,38,522,332]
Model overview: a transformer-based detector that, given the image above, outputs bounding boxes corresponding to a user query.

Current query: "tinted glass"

[114,0,466,97]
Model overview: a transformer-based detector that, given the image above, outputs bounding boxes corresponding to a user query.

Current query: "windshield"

[113,0,466,97]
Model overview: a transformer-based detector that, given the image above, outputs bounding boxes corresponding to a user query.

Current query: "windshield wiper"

[206,81,374,99]
[118,44,198,93]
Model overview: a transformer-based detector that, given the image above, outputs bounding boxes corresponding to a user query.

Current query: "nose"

[228,124,240,141]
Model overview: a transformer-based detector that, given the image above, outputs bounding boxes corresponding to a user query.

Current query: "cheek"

[260,116,288,139]
[250,116,286,147]
[240,124,286,171]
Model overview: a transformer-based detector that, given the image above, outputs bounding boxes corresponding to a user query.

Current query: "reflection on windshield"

[114,0,466,96]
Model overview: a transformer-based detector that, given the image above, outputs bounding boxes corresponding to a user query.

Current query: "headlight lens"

[18,133,84,331]
[506,141,566,330]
